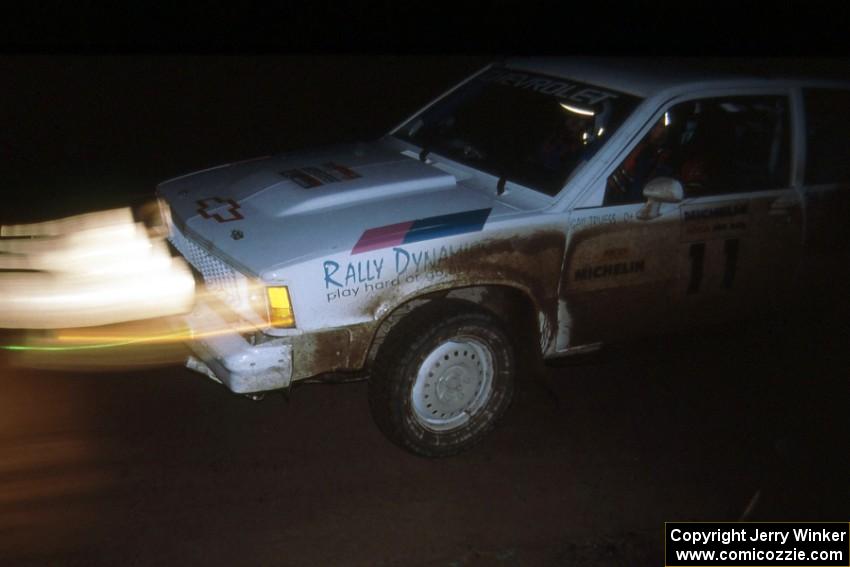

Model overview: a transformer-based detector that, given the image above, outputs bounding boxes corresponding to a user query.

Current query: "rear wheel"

[368,300,515,457]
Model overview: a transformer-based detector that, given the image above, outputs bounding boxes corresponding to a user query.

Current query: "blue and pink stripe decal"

[352,208,492,255]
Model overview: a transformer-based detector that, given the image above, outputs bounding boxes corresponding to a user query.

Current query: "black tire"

[368,299,515,457]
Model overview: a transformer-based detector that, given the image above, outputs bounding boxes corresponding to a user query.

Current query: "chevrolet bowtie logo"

[196,197,244,223]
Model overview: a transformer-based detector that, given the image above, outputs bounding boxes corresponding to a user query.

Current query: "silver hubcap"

[411,336,494,431]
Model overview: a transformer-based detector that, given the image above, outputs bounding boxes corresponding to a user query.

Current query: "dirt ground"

[0,305,846,566]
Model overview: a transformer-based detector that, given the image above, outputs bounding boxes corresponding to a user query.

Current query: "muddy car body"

[157,58,850,455]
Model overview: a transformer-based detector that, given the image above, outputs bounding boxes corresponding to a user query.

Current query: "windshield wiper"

[497,174,507,196]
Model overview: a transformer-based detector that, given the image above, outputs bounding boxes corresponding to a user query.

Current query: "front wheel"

[368,300,515,457]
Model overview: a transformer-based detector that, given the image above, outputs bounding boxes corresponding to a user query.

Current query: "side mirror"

[637,177,683,220]
[643,177,683,203]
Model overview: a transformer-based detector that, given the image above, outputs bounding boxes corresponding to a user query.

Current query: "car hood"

[157,141,509,277]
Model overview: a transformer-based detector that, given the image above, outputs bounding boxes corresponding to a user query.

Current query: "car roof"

[505,57,850,98]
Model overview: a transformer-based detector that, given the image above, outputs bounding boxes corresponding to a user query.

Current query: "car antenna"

[497,175,507,196]
[419,147,431,162]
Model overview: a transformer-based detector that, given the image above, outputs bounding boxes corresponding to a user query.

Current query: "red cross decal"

[196,197,244,223]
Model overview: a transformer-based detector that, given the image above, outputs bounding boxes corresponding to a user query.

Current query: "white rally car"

[156,58,850,456]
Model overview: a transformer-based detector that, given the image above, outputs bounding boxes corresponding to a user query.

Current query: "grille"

[169,224,248,309]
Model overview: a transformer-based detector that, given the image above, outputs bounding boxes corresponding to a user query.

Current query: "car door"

[560,90,802,347]
[561,193,683,346]
[559,110,690,347]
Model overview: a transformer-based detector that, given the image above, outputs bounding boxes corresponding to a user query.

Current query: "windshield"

[394,67,641,196]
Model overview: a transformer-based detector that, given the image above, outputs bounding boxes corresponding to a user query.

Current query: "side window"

[803,88,850,185]
[603,95,790,206]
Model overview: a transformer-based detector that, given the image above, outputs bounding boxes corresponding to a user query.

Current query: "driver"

[605,114,676,206]
[538,112,592,172]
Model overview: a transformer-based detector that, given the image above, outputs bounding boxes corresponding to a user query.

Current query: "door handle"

[768,198,801,226]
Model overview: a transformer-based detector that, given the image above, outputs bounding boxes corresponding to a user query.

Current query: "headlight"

[266,286,296,328]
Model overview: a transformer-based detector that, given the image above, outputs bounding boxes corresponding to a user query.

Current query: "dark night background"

[0,56,490,223]
[0,17,849,565]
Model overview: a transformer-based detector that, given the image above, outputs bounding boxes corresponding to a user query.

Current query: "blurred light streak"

[0,206,195,329]
[0,310,261,370]
[1,318,258,354]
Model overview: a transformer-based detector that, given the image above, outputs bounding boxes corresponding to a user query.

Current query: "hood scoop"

[249,158,457,217]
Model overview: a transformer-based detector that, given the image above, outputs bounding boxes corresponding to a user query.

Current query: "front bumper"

[183,300,292,394]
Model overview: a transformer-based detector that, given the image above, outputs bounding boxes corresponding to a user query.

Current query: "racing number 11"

[687,238,740,293]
